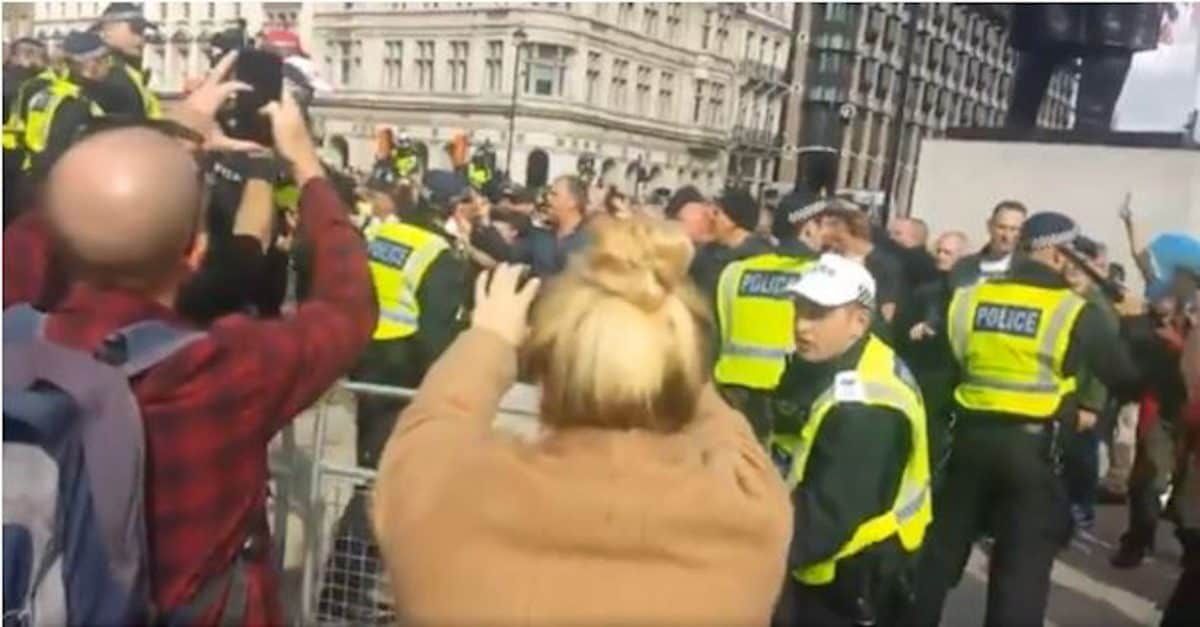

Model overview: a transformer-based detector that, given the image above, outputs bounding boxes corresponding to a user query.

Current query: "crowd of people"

[4,5,1200,627]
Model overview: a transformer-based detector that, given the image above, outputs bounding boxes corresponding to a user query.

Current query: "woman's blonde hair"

[523,214,712,433]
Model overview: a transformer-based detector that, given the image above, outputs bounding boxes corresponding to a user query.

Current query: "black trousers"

[1124,421,1175,549]
[1162,528,1200,627]
[908,417,1071,627]
[318,337,426,623]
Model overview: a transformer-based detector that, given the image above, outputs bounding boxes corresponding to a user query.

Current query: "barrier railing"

[269,379,539,625]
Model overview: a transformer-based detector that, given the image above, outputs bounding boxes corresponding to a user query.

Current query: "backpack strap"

[98,320,204,377]
[3,304,47,344]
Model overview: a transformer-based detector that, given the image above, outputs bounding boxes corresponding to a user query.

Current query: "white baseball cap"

[785,253,876,308]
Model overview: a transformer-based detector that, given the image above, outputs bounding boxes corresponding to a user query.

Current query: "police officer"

[21,31,110,177]
[911,212,1143,626]
[467,140,495,192]
[318,169,468,621]
[93,2,160,119]
[714,192,826,439]
[769,253,931,627]
[393,132,420,180]
[3,38,55,224]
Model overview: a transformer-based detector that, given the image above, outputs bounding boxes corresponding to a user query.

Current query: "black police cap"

[61,31,108,60]
[1018,211,1079,250]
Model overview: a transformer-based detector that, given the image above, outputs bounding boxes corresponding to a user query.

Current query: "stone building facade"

[777,3,1078,215]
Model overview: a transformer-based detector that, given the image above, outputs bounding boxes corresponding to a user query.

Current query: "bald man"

[888,217,928,249]
[7,87,376,623]
[933,231,969,273]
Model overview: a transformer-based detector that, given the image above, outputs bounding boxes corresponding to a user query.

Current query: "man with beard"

[92,3,161,119]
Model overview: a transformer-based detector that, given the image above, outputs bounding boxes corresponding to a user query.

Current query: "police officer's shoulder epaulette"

[832,370,868,404]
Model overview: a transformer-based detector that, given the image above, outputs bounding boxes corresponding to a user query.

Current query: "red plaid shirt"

[4,178,377,625]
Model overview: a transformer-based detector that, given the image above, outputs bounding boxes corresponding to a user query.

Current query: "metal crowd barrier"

[267,379,540,625]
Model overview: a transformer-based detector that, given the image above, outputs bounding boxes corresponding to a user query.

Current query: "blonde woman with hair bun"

[372,214,793,627]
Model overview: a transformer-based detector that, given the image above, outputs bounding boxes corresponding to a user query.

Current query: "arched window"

[329,135,350,169]
[526,148,549,189]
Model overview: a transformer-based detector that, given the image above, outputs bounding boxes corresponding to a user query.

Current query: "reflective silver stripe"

[724,342,790,360]
[1032,294,1083,387]
[962,374,1058,393]
[380,307,418,325]
[947,287,975,363]
[717,264,741,341]
[894,483,928,522]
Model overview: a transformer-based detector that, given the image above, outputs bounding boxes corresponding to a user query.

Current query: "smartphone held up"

[219,49,283,148]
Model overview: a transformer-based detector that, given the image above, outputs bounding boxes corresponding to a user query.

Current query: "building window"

[206,2,215,19]
[448,40,469,92]
[692,79,705,123]
[182,2,190,19]
[642,6,659,37]
[527,44,569,97]
[701,10,714,49]
[716,13,731,53]
[666,3,682,41]
[416,40,435,90]
[586,51,601,105]
[617,2,634,28]
[384,40,404,89]
[816,50,846,75]
[708,82,725,127]
[824,2,849,23]
[636,65,652,113]
[485,40,504,92]
[658,71,674,120]
[328,40,362,87]
[744,30,755,58]
[609,58,629,108]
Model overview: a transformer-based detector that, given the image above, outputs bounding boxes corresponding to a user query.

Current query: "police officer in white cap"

[911,211,1144,626]
[768,253,932,626]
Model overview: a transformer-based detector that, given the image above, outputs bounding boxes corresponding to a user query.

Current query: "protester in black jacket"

[692,187,774,298]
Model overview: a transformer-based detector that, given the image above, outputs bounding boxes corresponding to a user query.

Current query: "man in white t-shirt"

[948,200,1028,288]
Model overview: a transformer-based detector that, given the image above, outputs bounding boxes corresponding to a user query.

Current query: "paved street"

[272,389,1184,626]
[942,502,1180,626]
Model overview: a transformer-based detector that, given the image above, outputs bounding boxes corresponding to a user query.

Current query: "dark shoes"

[1110,538,1150,570]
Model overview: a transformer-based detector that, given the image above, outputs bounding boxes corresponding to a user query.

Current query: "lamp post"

[505,27,528,178]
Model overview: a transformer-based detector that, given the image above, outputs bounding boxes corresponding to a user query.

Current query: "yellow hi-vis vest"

[714,253,814,390]
[22,81,104,170]
[946,281,1087,419]
[467,162,491,189]
[367,221,450,341]
[783,335,932,586]
[124,64,162,119]
[394,152,419,178]
[3,69,63,151]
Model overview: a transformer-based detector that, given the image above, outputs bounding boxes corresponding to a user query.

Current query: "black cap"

[423,169,470,209]
[61,31,108,60]
[1018,212,1079,250]
[98,3,154,30]
[665,185,705,219]
[715,187,760,232]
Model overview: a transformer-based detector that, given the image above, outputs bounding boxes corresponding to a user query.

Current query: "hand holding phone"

[1118,191,1134,225]
[224,50,283,147]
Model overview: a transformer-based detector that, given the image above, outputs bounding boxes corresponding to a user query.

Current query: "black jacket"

[949,259,1142,426]
[93,53,150,120]
[764,335,912,614]
[691,233,775,299]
